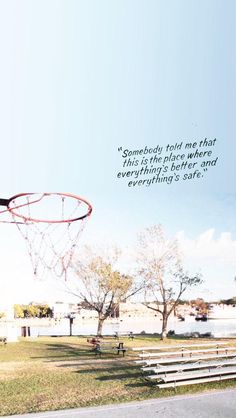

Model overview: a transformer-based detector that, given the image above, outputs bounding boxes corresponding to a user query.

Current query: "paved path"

[5,389,236,418]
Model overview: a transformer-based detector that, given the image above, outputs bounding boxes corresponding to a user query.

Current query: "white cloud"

[176,229,236,265]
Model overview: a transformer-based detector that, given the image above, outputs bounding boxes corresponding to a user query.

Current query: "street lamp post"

[68,314,75,336]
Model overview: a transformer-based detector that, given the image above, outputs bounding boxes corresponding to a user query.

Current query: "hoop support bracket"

[0,198,10,207]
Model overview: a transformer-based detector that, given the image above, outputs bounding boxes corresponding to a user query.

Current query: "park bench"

[114,331,134,340]
[156,373,236,388]
[155,365,236,388]
[133,342,226,354]
[134,343,233,365]
[155,365,236,382]
[144,357,236,374]
[138,347,236,359]
[136,352,236,367]
[93,341,126,357]
[133,342,236,389]
[0,337,7,345]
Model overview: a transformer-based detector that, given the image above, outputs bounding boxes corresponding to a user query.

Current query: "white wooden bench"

[139,347,236,359]
[156,365,236,381]
[136,352,236,366]
[145,358,236,374]
[134,343,236,389]
[157,374,236,388]
[132,342,226,352]
[136,344,236,389]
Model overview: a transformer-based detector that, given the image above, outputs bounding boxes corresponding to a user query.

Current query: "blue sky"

[0,0,236,306]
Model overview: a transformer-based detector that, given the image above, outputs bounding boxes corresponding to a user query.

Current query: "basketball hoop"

[0,192,92,280]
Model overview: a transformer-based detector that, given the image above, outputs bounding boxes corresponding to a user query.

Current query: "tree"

[137,225,202,339]
[69,246,141,335]
[14,304,53,318]
[14,304,24,318]
[220,297,236,306]
[37,304,53,318]
[190,298,209,313]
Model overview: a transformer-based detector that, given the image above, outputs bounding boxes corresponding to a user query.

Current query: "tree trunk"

[161,313,168,340]
[97,316,105,336]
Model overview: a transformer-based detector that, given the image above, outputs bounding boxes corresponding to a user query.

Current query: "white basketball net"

[6,193,91,280]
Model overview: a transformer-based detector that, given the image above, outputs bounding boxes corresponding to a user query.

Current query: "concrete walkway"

[5,389,236,418]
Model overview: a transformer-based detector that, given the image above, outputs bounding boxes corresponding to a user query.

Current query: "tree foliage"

[69,246,140,335]
[220,297,236,305]
[190,298,209,313]
[14,304,53,318]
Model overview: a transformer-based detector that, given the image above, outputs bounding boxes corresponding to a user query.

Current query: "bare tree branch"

[136,225,203,339]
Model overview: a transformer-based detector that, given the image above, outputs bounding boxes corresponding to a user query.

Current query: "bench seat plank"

[137,353,236,366]
[157,366,236,382]
[145,358,236,374]
[133,342,225,351]
[157,374,236,388]
[139,347,236,358]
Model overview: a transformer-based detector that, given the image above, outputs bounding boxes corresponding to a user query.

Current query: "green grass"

[1,336,236,416]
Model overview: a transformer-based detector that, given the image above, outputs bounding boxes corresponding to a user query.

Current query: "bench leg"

[93,349,101,357]
[117,349,126,356]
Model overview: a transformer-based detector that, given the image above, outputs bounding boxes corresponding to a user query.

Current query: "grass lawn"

[1,335,236,416]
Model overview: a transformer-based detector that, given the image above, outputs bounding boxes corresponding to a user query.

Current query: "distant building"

[51,301,80,319]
